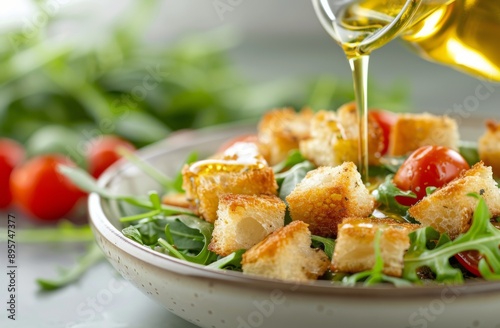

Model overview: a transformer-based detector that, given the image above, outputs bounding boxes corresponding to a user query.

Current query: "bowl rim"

[88,122,500,300]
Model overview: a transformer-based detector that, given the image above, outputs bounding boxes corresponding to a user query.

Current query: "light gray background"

[0,1,498,327]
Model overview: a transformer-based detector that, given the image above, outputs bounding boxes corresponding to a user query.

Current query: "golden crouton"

[286,162,375,237]
[332,217,419,277]
[241,221,330,282]
[299,104,384,167]
[389,112,459,156]
[182,142,278,223]
[208,194,286,257]
[299,110,350,167]
[479,120,500,178]
[409,162,500,239]
[257,107,313,165]
[161,193,191,209]
[336,102,385,162]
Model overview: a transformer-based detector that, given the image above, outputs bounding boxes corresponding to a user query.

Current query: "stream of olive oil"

[331,0,453,180]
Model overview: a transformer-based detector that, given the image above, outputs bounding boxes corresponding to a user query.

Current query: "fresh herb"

[459,141,480,167]
[277,161,315,200]
[37,242,104,291]
[172,152,199,192]
[342,230,412,287]
[311,235,336,260]
[403,193,500,284]
[117,148,178,193]
[272,150,307,174]
[0,221,93,243]
[372,175,416,217]
[58,165,194,216]
[207,250,246,270]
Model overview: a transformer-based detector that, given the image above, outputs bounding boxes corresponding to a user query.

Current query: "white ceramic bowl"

[89,122,500,328]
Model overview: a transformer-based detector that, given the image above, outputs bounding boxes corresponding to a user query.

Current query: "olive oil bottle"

[402,0,500,81]
[314,0,451,180]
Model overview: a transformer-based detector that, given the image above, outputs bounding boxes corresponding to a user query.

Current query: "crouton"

[161,193,191,209]
[209,194,286,257]
[479,120,500,178]
[258,107,313,165]
[389,112,459,156]
[286,162,375,237]
[409,162,500,239]
[182,142,278,223]
[241,221,330,282]
[299,110,350,167]
[332,217,419,277]
[299,105,384,167]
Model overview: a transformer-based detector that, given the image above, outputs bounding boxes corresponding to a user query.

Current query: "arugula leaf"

[372,175,416,216]
[122,226,144,245]
[37,242,104,291]
[172,152,198,192]
[272,150,306,173]
[117,147,177,192]
[163,215,205,251]
[342,229,412,287]
[170,215,217,265]
[459,141,480,167]
[59,164,194,216]
[403,194,500,284]
[277,161,315,200]
[311,235,336,260]
[0,221,93,243]
[124,213,217,265]
[207,249,245,270]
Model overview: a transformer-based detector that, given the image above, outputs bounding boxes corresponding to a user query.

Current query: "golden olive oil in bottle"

[402,0,500,81]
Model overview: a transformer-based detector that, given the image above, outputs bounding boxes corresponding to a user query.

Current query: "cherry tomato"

[0,139,25,208]
[368,110,398,156]
[455,222,500,276]
[455,251,482,277]
[86,135,135,178]
[393,145,470,206]
[10,155,85,221]
[216,134,258,153]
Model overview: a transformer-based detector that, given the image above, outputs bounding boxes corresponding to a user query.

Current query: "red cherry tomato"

[216,134,258,153]
[393,145,470,206]
[368,110,397,156]
[455,222,500,276]
[455,251,482,277]
[86,135,135,178]
[0,139,25,209]
[10,155,85,221]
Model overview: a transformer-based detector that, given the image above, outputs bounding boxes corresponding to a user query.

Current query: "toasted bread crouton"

[182,142,278,223]
[332,218,419,277]
[299,105,384,167]
[389,112,459,156]
[257,107,313,165]
[162,193,191,209]
[409,162,500,239]
[336,102,385,162]
[241,221,329,281]
[299,110,350,167]
[209,194,286,256]
[479,120,500,178]
[286,162,375,237]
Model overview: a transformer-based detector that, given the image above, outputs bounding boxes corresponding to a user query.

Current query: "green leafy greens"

[403,193,500,283]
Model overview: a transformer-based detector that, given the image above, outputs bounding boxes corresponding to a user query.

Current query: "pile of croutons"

[169,105,500,282]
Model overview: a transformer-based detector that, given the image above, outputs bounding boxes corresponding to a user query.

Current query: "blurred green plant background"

[0,0,408,159]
